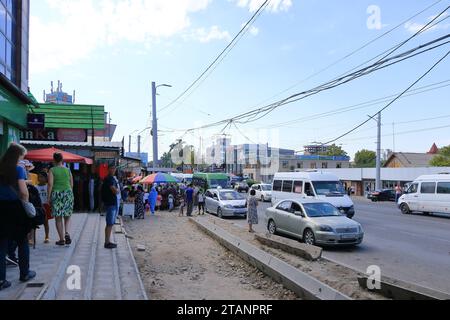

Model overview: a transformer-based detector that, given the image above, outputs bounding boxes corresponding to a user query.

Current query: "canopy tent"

[141,173,179,185]
[25,147,93,165]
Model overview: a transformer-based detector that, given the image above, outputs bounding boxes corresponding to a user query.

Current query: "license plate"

[341,234,356,240]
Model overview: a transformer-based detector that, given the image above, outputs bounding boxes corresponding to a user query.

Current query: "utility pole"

[128,135,132,153]
[376,112,382,191]
[138,135,142,158]
[152,82,158,172]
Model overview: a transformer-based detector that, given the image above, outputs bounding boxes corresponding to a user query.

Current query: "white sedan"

[251,184,272,202]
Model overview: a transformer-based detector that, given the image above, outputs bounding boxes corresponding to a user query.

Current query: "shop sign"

[20,128,88,142]
[27,114,45,129]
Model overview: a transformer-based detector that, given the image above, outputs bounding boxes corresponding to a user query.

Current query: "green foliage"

[246,179,259,187]
[354,149,376,168]
[319,144,348,157]
[430,145,450,166]
[160,152,173,168]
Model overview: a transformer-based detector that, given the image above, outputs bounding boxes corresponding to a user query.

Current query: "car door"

[406,183,420,211]
[273,201,292,234]
[419,182,437,213]
[205,191,214,212]
[285,201,307,238]
[211,191,221,213]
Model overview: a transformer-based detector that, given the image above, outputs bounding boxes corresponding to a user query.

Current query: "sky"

[29,0,450,160]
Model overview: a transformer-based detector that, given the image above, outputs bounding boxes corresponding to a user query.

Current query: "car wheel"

[423,212,430,216]
[400,203,410,215]
[268,220,277,235]
[303,229,316,246]
[217,208,223,219]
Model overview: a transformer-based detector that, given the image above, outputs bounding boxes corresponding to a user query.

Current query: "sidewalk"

[0,213,147,300]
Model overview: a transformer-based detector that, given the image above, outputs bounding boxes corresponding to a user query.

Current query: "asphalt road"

[215,197,450,294]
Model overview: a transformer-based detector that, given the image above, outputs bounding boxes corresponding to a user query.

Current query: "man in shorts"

[101,165,119,249]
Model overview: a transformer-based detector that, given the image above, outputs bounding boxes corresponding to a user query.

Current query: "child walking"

[36,172,51,243]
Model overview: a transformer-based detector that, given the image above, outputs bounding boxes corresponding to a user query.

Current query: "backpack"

[27,185,45,227]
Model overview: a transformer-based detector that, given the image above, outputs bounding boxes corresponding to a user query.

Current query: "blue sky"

[29,0,450,160]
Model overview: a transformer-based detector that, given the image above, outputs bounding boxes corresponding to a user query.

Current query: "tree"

[430,145,450,166]
[354,149,376,168]
[160,152,173,168]
[320,144,348,157]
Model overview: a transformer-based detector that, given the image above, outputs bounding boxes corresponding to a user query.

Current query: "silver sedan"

[265,199,364,246]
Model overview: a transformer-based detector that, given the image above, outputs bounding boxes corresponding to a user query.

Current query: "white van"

[271,171,355,218]
[398,174,450,216]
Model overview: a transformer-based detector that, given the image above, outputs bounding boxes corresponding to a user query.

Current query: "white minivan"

[398,174,450,216]
[271,171,355,219]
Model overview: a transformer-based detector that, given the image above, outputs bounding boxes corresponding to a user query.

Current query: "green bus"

[192,173,230,191]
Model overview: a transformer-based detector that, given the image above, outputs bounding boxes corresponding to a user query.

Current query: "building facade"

[0,0,36,155]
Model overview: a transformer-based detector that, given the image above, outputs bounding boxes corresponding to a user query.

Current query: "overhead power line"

[159,0,270,114]
[322,49,450,146]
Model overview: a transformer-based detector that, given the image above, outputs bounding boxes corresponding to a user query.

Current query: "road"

[217,197,450,294]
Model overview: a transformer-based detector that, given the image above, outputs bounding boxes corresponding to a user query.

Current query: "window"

[276,201,292,212]
[437,182,450,194]
[336,163,342,168]
[282,161,289,168]
[322,162,328,169]
[282,180,293,193]
[293,181,303,194]
[291,202,303,214]
[408,183,418,194]
[0,0,15,81]
[420,182,436,194]
[273,180,282,192]
[305,182,315,197]
[297,162,303,169]
[310,163,317,169]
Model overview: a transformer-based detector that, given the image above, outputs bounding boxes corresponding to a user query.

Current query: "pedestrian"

[168,193,174,212]
[47,152,74,246]
[185,184,194,216]
[101,165,119,249]
[395,183,403,203]
[179,194,185,216]
[156,193,162,211]
[247,189,259,233]
[134,185,145,219]
[149,186,158,215]
[0,143,36,290]
[197,190,205,215]
[35,172,51,244]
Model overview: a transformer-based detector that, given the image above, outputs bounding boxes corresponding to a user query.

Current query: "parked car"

[398,174,450,216]
[205,189,247,218]
[236,181,249,193]
[265,198,364,246]
[367,189,396,202]
[271,171,355,219]
[251,183,272,202]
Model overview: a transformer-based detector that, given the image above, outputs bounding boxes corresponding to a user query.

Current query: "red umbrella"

[25,147,93,165]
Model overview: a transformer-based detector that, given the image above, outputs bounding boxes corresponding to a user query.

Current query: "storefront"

[0,80,37,155]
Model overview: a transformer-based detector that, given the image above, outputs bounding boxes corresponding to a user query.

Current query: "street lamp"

[152,82,172,172]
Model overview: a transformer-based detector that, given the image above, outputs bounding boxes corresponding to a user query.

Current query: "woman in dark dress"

[134,185,145,219]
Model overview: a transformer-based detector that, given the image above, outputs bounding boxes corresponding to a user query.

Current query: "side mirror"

[295,211,305,217]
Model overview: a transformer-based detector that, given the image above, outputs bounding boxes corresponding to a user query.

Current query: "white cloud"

[187,26,232,43]
[30,0,213,74]
[233,0,293,13]
[404,12,450,34]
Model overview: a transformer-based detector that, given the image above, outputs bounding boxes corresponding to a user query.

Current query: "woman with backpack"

[48,152,74,246]
[0,143,36,291]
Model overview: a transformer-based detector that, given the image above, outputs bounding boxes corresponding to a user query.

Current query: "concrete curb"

[83,213,100,300]
[254,233,322,261]
[39,213,89,300]
[190,218,351,300]
[120,219,149,300]
[357,274,450,300]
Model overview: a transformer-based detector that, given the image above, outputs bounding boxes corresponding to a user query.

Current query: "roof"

[30,103,105,130]
[22,140,122,149]
[274,171,340,181]
[385,152,435,167]
[428,143,439,154]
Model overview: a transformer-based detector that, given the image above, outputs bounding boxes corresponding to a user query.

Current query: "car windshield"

[312,181,345,196]
[261,185,272,191]
[219,191,244,200]
[209,179,229,188]
[303,203,343,217]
